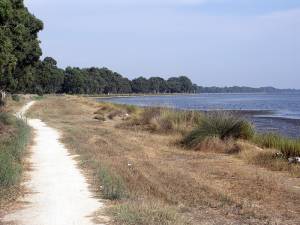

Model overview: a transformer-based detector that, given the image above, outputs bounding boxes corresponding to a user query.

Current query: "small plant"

[140,107,162,125]
[108,200,186,225]
[124,105,138,114]
[108,110,124,120]
[11,94,20,102]
[94,115,106,121]
[182,112,254,148]
[98,166,126,200]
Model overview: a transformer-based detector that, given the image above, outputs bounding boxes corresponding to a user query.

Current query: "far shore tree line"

[0,0,298,99]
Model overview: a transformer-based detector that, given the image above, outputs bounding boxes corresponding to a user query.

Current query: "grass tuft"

[98,165,126,200]
[108,200,187,225]
[182,112,254,148]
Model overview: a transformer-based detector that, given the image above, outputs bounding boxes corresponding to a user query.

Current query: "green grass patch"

[98,165,126,200]
[0,113,31,188]
[253,133,300,158]
[31,95,44,101]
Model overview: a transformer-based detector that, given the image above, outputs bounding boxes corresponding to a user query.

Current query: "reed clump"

[129,107,202,134]
[253,133,300,158]
[182,112,254,148]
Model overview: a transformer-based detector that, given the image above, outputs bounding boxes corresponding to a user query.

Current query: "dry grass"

[108,200,187,225]
[27,96,300,225]
[121,107,202,134]
[239,143,300,177]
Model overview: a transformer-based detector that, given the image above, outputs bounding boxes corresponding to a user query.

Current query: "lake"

[96,93,300,138]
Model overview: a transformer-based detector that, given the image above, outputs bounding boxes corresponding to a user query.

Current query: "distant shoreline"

[87,91,299,99]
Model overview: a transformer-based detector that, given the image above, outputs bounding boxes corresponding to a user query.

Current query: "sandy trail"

[3,101,104,225]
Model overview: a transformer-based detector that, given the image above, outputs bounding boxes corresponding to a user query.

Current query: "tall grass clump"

[98,165,126,200]
[182,112,254,148]
[135,107,202,134]
[253,133,300,158]
[0,113,31,188]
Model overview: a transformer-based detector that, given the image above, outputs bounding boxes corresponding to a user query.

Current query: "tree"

[0,0,43,93]
[131,77,150,93]
[63,67,86,94]
[149,77,168,93]
[167,77,181,93]
[34,57,64,94]
[178,76,193,93]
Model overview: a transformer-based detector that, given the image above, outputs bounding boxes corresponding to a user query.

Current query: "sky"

[24,0,300,88]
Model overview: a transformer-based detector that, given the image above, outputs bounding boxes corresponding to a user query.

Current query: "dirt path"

[3,101,104,225]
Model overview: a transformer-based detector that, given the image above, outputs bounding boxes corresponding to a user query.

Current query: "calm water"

[97,93,300,138]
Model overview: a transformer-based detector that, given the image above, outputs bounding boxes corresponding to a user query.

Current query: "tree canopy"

[0,0,43,92]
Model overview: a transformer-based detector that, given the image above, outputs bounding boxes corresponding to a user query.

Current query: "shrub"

[11,94,20,102]
[195,137,241,154]
[0,112,14,126]
[108,110,124,120]
[253,133,300,158]
[182,112,254,148]
[98,166,126,200]
[124,105,138,114]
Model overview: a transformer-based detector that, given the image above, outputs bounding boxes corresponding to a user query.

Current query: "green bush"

[253,133,300,158]
[11,94,20,102]
[182,112,254,148]
[98,166,126,200]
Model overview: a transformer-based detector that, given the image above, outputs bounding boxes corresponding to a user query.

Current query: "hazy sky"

[25,0,300,88]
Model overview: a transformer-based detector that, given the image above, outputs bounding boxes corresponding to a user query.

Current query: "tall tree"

[149,77,168,93]
[0,0,43,93]
[132,77,150,93]
[34,57,64,94]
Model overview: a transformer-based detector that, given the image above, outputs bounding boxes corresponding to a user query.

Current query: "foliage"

[11,94,20,102]
[253,133,300,158]
[0,0,43,92]
[182,113,254,148]
[34,57,64,94]
[0,113,30,187]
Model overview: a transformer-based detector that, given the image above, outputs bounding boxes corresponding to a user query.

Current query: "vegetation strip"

[0,110,31,205]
